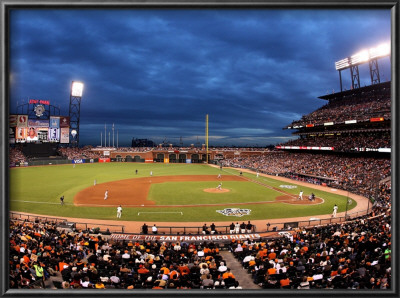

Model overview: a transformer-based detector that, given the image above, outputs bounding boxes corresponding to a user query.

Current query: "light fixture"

[71,81,84,97]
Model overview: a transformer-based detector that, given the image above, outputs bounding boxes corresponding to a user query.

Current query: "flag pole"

[112,123,115,148]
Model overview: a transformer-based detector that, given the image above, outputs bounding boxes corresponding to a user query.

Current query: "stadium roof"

[318,81,391,101]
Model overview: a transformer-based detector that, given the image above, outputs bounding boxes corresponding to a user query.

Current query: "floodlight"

[370,43,390,59]
[71,81,84,97]
[351,50,369,64]
[71,129,77,137]
[335,42,390,70]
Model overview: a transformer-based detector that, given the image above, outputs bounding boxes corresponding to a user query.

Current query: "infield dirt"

[74,174,322,207]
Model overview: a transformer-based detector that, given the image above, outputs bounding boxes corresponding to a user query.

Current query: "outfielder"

[117,205,122,218]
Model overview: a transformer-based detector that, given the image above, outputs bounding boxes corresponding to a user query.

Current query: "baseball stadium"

[6,11,393,292]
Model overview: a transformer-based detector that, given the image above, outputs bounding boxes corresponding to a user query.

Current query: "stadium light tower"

[335,42,390,91]
[69,81,84,147]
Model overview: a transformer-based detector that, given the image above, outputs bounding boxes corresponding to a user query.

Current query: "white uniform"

[104,190,108,200]
[150,171,153,176]
[332,205,338,217]
[235,223,240,234]
[299,191,303,200]
[256,172,259,178]
[117,206,122,218]
[217,183,222,190]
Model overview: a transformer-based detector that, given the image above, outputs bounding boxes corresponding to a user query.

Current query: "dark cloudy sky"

[8,8,391,147]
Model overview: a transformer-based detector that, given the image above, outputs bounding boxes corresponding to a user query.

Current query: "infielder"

[104,190,108,200]
[299,190,303,200]
[217,182,222,190]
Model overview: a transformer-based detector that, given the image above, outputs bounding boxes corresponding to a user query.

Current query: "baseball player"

[299,190,303,200]
[117,205,122,218]
[332,204,338,218]
[104,190,108,200]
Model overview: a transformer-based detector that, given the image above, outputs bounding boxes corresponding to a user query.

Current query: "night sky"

[8,8,391,147]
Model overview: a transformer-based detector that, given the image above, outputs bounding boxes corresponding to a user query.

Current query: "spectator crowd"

[223,151,390,201]
[282,131,390,152]
[9,219,243,290]
[288,93,390,128]
[230,208,391,289]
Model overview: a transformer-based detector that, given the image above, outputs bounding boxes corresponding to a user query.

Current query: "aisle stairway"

[220,250,261,289]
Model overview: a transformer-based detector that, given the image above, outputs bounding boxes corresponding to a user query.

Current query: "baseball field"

[9,162,356,222]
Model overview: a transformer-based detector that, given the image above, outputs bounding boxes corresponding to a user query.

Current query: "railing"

[9,212,125,233]
[142,209,370,235]
[10,208,370,236]
[10,212,67,224]
[142,225,257,235]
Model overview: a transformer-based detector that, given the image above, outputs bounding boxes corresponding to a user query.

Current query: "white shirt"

[152,226,157,232]
[117,206,122,213]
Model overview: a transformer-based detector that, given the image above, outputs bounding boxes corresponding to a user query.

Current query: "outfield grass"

[9,163,356,222]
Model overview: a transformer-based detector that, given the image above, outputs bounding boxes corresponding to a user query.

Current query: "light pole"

[69,81,84,147]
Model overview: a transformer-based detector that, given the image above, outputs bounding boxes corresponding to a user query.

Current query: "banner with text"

[110,233,262,242]
[60,127,70,143]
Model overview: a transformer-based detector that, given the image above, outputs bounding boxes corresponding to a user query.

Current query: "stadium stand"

[8,219,244,289]
[8,80,392,290]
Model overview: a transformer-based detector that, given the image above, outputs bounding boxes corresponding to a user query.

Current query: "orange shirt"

[280,278,290,287]
[267,268,276,275]
[138,268,149,275]
[179,266,190,275]
[170,270,179,279]
[160,267,170,275]
[222,272,235,279]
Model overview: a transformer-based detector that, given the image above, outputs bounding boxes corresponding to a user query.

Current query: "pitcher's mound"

[204,188,230,193]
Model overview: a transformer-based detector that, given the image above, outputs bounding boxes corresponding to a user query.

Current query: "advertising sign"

[9,127,15,144]
[99,158,111,163]
[9,115,18,127]
[28,119,49,128]
[48,127,59,142]
[60,116,70,127]
[50,116,60,128]
[17,115,28,127]
[16,127,27,142]
[60,127,69,143]
[72,159,85,164]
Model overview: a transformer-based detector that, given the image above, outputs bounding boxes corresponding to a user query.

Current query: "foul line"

[138,212,183,215]
[11,200,67,205]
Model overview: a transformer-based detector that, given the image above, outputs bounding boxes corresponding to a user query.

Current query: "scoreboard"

[10,115,70,144]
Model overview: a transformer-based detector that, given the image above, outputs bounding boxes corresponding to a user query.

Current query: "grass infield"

[9,163,356,222]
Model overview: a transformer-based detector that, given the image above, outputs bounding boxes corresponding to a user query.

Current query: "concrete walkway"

[220,250,261,289]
